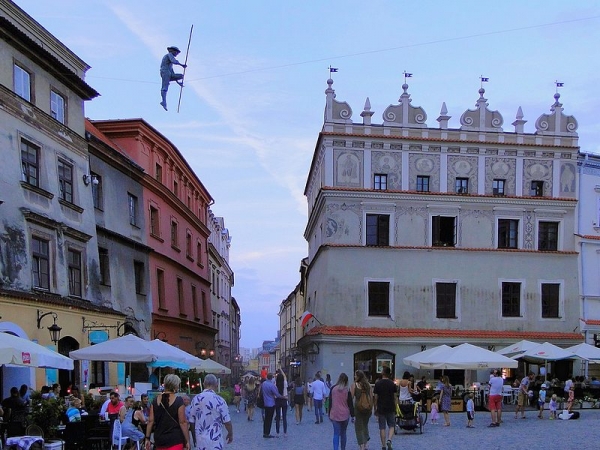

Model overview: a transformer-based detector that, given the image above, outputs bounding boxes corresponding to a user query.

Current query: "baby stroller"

[395,401,426,434]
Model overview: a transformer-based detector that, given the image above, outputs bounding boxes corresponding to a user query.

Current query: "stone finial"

[382,81,427,128]
[361,97,374,125]
[512,106,527,133]
[535,92,578,136]
[324,78,352,124]
[437,102,451,129]
[460,87,503,131]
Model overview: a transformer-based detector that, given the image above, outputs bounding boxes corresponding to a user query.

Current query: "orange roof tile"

[306,325,582,341]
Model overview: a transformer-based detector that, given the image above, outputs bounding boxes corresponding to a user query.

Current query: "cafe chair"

[24,425,44,438]
[63,422,86,450]
[112,420,139,450]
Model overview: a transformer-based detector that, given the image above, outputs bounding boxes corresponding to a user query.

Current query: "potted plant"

[28,391,66,440]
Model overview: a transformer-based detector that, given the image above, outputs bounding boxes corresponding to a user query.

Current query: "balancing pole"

[177,24,194,113]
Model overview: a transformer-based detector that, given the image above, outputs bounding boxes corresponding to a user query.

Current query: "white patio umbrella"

[146,339,204,369]
[511,342,574,380]
[496,340,539,356]
[405,343,518,370]
[0,331,73,369]
[192,358,231,374]
[403,345,453,369]
[565,343,600,361]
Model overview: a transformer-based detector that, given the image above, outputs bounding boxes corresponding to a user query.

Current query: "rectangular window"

[541,283,560,318]
[498,219,519,249]
[58,160,73,203]
[21,139,40,187]
[32,236,50,290]
[538,221,559,251]
[157,269,166,309]
[432,216,456,247]
[202,291,209,324]
[14,63,31,101]
[128,193,138,226]
[493,179,505,196]
[133,260,144,294]
[196,242,203,266]
[50,90,65,124]
[90,361,106,386]
[366,214,390,246]
[436,282,457,319]
[173,180,179,197]
[455,178,469,194]
[186,231,192,257]
[91,173,102,209]
[192,285,200,320]
[374,174,387,190]
[530,180,544,197]
[98,247,110,285]
[502,282,521,317]
[177,277,185,316]
[368,281,390,316]
[68,248,82,297]
[417,175,430,192]
[155,163,162,183]
[171,220,179,248]
[150,206,160,237]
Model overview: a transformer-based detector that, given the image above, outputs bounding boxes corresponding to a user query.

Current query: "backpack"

[356,386,372,413]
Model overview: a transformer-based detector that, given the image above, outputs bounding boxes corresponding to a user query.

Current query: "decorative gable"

[460,88,503,131]
[382,82,427,128]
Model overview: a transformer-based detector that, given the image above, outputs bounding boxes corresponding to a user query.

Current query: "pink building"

[91,119,216,355]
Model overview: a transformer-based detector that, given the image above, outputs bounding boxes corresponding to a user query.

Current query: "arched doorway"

[58,336,79,395]
[354,349,395,383]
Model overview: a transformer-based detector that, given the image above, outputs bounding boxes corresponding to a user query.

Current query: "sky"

[14,0,600,349]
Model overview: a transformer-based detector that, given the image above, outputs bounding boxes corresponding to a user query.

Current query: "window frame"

[540,282,562,319]
[365,213,390,246]
[67,247,83,297]
[538,221,559,251]
[170,219,179,249]
[157,268,166,310]
[366,278,394,318]
[374,173,388,190]
[133,260,145,295]
[155,163,162,183]
[530,180,544,197]
[150,205,160,237]
[493,179,505,196]
[21,139,40,187]
[14,62,32,102]
[501,281,523,318]
[31,235,50,290]
[128,193,138,226]
[50,89,66,124]
[91,172,103,210]
[57,159,74,203]
[98,247,110,286]
[455,177,469,194]
[435,281,459,320]
[416,175,430,192]
[431,215,456,247]
[497,218,519,249]
[177,277,186,316]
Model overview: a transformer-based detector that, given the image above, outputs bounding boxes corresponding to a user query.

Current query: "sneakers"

[386,439,393,450]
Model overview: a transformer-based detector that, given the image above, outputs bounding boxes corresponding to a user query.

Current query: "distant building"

[299,78,582,383]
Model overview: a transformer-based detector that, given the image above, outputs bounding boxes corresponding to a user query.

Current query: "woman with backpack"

[351,370,373,450]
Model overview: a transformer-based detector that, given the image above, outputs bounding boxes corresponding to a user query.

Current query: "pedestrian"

[324,373,333,414]
[549,394,558,419]
[244,377,258,421]
[233,382,242,413]
[538,383,548,418]
[261,373,287,438]
[293,377,306,424]
[274,369,288,437]
[144,374,190,450]
[159,46,187,111]
[373,366,397,450]
[487,369,503,427]
[306,378,314,411]
[566,384,575,412]
[351,370,372,450]
[312,372,326,424]
[189,374,233,449]
[439,375,452,427]
[430,397,439,425]
[329,373,354,450]
[466,393,475,428]
[515,372,534,419]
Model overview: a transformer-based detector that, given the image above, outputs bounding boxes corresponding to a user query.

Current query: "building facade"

[0,0,133,396]
[299,78,583,383]
[90,119,216,356]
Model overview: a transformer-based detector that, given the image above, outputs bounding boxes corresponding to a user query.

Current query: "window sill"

[59,198,84,213]
[130,224,141,230]
[158,307,169,313]
[151,233,164,243]
[20,182,54,199]
[186,255,194,262]
[171,245,181,253]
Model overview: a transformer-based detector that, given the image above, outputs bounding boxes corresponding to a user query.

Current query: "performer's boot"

[160,91,167,111]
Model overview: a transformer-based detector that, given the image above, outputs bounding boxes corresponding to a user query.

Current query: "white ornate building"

[299,78,583,383]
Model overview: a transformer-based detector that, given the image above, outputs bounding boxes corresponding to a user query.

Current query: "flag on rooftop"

[329,66,338,73]
[404,72,413,78]
[480,76,489,82]
[300,311,314,327]
[556,82,564,87]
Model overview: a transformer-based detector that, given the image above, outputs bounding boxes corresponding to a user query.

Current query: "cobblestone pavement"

[223,404,600,450]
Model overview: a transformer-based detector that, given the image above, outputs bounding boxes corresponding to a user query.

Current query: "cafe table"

[5,435,44,450]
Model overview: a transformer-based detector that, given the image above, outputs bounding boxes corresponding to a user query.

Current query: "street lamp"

[37,310,62,344]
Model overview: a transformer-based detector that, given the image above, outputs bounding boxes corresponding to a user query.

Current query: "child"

[430,397,439,424]
[537,383,547,419]
[466,393,475,428]
[549,394,558,419]
[566,385,575,412]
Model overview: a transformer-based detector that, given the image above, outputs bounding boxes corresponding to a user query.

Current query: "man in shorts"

[373,366,398,450]
[487,369,504,427]
[515,371,534,419]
